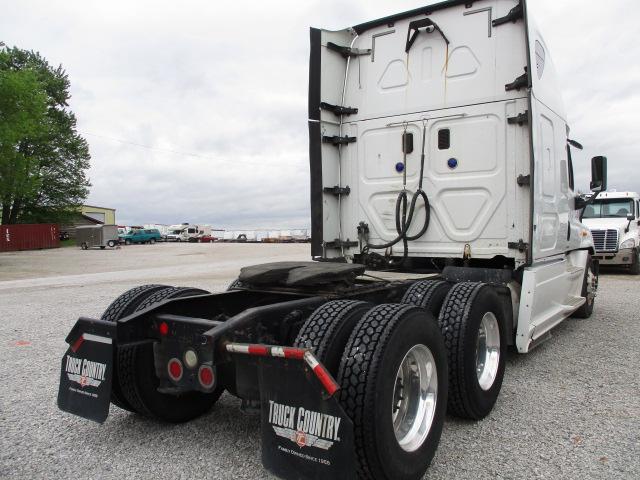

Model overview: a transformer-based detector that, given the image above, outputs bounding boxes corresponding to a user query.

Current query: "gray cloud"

[2,0,638,226]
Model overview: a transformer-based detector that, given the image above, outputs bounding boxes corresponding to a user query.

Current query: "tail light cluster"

[159,322,215,391]
[166,353,215,390]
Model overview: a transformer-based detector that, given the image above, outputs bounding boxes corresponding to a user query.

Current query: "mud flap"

[258,357,356,480]
[57,317,115,423]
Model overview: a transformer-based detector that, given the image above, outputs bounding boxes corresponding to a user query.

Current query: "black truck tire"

[117,286,224,422]
[337,304,447,480]
[438,282,507,420]
[294,300,371,376]
[573,254,597,318]
[101,284,170,411]
[401,279,452,317]
[107,240,116,248]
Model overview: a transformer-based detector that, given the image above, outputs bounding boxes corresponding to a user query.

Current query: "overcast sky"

[3,0,638,227]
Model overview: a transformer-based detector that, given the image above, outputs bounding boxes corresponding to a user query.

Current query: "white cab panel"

[343,0,528,121]
[516,250,588,353]
[341,100,528,260]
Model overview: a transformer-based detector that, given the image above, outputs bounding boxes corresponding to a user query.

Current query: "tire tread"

[294,300,370,364]
[437,282,484,418]
[338,303,417,479]
[100,284,169,410]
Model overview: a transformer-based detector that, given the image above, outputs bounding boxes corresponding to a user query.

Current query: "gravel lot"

[1,243,638,479]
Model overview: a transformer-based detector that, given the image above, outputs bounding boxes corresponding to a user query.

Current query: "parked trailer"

[0,224,59,252]
[58,2,607,479]
[76,225,119,250]
[292,229,310,242]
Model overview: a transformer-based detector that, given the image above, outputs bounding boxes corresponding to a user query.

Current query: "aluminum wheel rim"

[476,312,500,391]
[392,344,438,452]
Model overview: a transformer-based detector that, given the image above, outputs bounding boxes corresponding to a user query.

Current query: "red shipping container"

[0,224,60,252]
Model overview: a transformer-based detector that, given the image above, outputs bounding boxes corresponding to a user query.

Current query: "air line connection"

[362,122,431,267]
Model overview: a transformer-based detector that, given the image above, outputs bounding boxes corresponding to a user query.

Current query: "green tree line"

[0,45,91,225]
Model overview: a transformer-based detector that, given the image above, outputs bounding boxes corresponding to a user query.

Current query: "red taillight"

[167,358,183,381]
[159,322,169,336]
[198,365,214,388]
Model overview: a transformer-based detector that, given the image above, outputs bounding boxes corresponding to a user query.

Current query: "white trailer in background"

[292,229,310,242]
[265,231,282,243]
[234,231,256,242]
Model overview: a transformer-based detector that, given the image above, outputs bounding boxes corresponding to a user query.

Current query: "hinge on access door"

[508,239,529,252]
[508,111,529,126]
[517,174,531,186]
[505,68,528,91]
[326,42,371,58]
[323,185,351,196]
[322,135,356,146]
[492,0,523,27]
[320,102,358,116]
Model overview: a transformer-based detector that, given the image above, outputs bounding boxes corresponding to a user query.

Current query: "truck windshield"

[583,199,634,218]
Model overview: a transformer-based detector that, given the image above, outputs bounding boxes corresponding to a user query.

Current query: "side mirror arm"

[576,190,603,221]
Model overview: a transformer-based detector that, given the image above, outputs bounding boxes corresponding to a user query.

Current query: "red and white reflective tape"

[70,333,113,353]
[225,342,339,396]
[225,343,306,360]
[302,351,339,396]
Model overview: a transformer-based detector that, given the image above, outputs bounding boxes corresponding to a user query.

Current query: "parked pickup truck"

[582,191,640,274]
[119,228,162,245]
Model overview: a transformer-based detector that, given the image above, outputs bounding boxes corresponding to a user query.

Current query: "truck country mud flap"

[226,343,356,480]
[57,317,115,423]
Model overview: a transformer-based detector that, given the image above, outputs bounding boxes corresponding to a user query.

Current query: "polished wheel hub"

[392,344,438,452]
[476,312,500,391]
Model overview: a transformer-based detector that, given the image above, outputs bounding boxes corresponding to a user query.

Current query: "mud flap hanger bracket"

[405,18,450,53]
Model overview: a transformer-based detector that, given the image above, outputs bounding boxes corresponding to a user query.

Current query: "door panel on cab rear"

[310,0,531,262]
[342,99,529,260]
[309,27,355,258]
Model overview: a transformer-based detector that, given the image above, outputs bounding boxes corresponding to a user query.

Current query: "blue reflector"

[447,158,458,169]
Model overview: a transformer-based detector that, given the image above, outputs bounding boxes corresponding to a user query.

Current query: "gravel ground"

[0,243,638,479]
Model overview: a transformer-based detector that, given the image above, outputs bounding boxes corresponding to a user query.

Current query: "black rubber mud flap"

[57,317,115,423]
[258,356,356,480]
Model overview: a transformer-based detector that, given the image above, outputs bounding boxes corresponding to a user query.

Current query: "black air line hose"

[364,123,431,266]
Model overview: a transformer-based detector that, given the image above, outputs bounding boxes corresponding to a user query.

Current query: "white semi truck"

[582,191,640,273]
[58,2,608,479]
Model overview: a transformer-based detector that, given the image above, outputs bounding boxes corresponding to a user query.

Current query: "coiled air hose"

[363,123,431,267]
